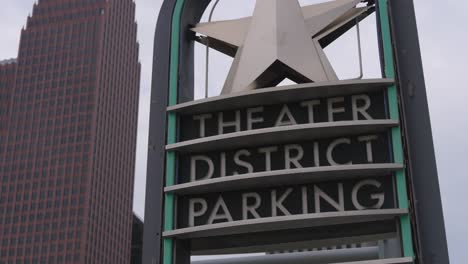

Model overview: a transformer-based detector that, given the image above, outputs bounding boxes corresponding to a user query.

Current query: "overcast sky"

[1,0,467,262]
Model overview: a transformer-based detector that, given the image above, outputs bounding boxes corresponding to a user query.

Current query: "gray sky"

[1,0,467,262]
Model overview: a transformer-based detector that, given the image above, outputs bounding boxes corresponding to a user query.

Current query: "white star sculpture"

[192,0,371,94]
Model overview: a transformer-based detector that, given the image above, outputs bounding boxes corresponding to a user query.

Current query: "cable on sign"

[346,18,364,80]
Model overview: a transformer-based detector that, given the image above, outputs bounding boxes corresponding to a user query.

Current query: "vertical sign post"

[385,0,450,263]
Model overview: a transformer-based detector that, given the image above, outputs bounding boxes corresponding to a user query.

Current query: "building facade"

[0,59,17,152]
[131,214,144,264]
[0,0,140,263]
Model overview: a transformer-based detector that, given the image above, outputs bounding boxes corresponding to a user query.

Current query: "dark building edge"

[132,214,144,264]
[387,1,450,263]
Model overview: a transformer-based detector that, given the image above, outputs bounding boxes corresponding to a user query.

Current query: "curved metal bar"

[165,163,403,195]
[167,79,394,115]
[163,209,408,239]
[345,18,364,80]
[194,255,413,264]
[166,119,399,153]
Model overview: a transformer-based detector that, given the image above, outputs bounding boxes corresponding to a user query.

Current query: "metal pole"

[387,0,450,263]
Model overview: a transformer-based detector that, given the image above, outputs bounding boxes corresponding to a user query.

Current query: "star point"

[192,0,372,95]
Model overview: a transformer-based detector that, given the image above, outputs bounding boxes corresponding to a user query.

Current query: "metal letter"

[242,192,262,219]
[314,142,320,167]
[233,149,253,174]
[190,155,214,182]
[327,97,345,122]
[220,152,227,177]
[302,186,309,214]
[208,196,234,224]
[218,110,241,134]
[352,179,385,210]
[193,113,213,137]
[326,138,352,166]
[314,183,344,212]
[258,146,279,171]
[358,135,379,163]
[271,188,293,216]
[275,105,298,127]
[189,198,208,227]
[247,106,264,130]
[285,144,304,169]
[300,99,321,123]
[352,94,373,120]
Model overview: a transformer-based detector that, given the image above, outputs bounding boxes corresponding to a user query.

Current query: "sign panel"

[179,134,391,184]
[163,81,402,248]
[180,91,387,141]
[178,177,395,228]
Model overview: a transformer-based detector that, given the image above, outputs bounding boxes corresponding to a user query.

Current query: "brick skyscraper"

[0,1,140,263]
[0,59,17,151]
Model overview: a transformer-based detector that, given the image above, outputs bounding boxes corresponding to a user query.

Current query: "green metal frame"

[164,1,185,264]
[163,1,416,263]
[378,0,415,259]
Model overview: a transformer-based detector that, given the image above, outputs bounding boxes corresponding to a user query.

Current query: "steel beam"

[388,0,450,263]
